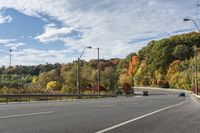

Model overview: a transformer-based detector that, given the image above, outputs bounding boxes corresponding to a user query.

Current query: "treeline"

[0,58,130,94]
[129,32,200,91]
[1,32,199,94]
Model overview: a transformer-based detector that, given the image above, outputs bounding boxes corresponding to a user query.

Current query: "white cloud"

[11,49,75,66]
[0,48,76,66]
[0,13,12,24]
[0,38,16,44]
[35,24,73,43]
[4,42,26,50]
[0,0,198,64]
[0,38,26,50]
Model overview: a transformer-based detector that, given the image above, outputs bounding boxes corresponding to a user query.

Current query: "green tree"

[173,45,193,60]
[101,67,115,91]
[62,64,76,94]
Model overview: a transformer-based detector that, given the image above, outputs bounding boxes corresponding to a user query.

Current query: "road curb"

[135,86,200,100]
[192,93,200,99]
[135,87,191,93]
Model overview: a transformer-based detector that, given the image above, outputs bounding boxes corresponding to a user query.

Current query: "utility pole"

[77,58,80,95]
[97,47,100,96]
[183,18,200,94]
[195,46,199,94]
[76,46,92,97]
[9,49,12,67]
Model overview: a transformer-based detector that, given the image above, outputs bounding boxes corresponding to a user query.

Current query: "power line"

[196,0,200,24]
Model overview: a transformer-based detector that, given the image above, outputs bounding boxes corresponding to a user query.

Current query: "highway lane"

[0,89,198,133]
[105,94,200,133]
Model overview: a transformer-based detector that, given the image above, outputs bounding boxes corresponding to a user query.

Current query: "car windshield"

[0,0,200,133]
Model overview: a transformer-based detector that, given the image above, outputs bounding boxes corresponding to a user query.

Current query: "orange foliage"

[128,56,139,76]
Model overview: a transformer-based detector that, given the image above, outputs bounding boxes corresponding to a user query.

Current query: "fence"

[0,94,117,103]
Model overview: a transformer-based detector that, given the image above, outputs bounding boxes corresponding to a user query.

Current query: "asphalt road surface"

[0,89,199,133]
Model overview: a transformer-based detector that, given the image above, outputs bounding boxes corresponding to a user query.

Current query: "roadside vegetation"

[0,32,200,94]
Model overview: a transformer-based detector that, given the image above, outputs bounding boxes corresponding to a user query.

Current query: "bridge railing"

[0,94,117,103]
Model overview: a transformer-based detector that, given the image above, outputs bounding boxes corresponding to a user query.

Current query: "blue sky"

[0,0,198,66]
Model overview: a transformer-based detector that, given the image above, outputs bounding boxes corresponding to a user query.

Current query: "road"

[0,89,199,133]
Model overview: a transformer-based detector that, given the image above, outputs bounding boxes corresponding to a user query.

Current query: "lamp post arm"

[192,20,200,33]
[79,48,86,59]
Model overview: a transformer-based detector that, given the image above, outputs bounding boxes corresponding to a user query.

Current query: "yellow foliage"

[167,60,181,80]
[119,73,131,86]
[32,76,38,83]
[47,81,62,91]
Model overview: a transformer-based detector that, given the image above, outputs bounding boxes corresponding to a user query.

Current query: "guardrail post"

[19,97,22,103]
[29,96,30,103]
[6,96,8,104]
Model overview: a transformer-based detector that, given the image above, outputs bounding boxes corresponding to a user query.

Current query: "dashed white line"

[0,111,53,119]
[96,96,188,133]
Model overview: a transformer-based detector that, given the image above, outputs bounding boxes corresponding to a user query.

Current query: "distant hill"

[130,32,200,90]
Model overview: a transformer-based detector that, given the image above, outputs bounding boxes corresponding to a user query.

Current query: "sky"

[0,0,198,66]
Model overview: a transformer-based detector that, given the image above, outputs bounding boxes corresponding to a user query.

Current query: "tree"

[37,72,47,89]
[119,69,131,87]
[62,64,77,94]
[134,62,148,86]
[128,55,139,76]
[46,69,61,82]
[47,81,62,91]
[119,73,131,87]
[128,55,139,87]
[167,60,181,81]
[80,64,94,90]
[173,45,193,60]
[169,72,189,90]
[126,52,137,61]
[101,67,115,91]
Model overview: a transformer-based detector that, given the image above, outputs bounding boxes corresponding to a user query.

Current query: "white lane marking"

[0,111,53,119]
[96,96,188,133]
[98,105,115,108]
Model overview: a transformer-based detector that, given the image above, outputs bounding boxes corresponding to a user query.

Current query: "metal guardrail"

[0,94,117,103]
[192,93,200,99]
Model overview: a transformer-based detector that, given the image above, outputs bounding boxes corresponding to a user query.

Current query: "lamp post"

[77,46,92,96]
[183,19,200,32]
[184,18,199,94]
[9,49,12,67]
[97,47,100,96]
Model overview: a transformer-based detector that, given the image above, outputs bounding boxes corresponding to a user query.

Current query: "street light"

[9,49,12,67]
[77,46,92,96]
[97,47,100,96]
[183,18,199,94]
[183,18,200,32]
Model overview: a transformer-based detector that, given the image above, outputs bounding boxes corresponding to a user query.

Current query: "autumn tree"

[47,81,62,92]
[167,60,181,81]
[128,55,139,87]
[119,69,131,87]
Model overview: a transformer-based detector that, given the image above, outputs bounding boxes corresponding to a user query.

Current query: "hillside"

[0,32,200,94]
[130,32,200,90]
